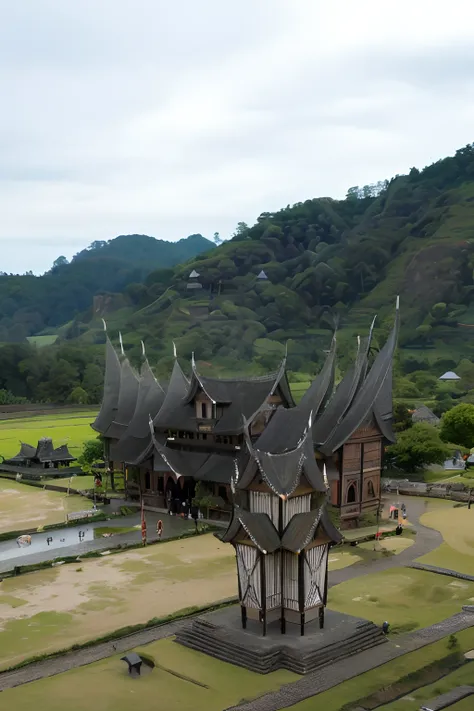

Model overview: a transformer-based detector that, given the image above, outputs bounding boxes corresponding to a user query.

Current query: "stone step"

[174,619,386,675]
[175,632,386,675]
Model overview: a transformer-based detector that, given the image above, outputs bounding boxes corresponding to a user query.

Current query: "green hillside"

[0,233,214,342]
[76,145,474,366]
[3,143,474,411]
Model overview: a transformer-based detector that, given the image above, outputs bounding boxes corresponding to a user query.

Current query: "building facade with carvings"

[91,302,399,527]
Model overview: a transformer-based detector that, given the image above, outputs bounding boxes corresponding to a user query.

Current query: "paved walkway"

[0,512,197,573]
[226,611,474,711]
[0,617,188,692]
[329,496,443,587]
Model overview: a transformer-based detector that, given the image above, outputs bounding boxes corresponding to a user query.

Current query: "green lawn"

[0,637,297,711]
[26,335,58,347]
[416,505,474,575]
[5,629,474,711]
[0,411,97,460]
[328,567,474,632]
[378,661,474,710]
[291,628,474,711]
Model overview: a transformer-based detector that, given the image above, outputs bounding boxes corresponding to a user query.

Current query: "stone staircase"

[174,617,387,674]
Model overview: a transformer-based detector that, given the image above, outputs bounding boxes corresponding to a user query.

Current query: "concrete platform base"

[174,606,387,674]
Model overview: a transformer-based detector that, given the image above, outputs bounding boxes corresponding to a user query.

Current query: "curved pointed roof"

[112,359,166,463]
[253,336,336,454]
[312,322,375,445]
[104,357,140,439]
[153,358,190,429]
[298,333,337,419]
[220,503,341,552]
[154,356,293,434]
[127,360,165,439]
[320,301,400,454]
[238,420,326,496]
[91,336,121,434]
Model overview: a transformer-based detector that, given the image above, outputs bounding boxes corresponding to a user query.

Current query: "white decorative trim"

[239,517,266,553]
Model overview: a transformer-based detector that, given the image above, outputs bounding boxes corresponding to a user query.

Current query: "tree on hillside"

[82,364,103,403]
[53,256,68,268]
[68,386,88,404]
[392,402,414,432]
[440,403,474,448]
[213,232,223,246]
[78,439,104,471]
[386,423,451,472]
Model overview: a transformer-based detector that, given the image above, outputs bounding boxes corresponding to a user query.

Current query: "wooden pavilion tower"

[221,415,341,636]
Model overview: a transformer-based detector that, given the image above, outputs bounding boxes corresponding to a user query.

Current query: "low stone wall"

[408,562,474,582]
[382,478,473,503]
[420,685,474,711]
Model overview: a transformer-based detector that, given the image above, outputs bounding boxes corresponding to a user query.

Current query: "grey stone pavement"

[0,510,199,574]
[329,495,443,587]
[225,610,474,711]
[0,494,470,707]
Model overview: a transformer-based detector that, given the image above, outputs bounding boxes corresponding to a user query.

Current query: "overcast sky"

[1,1,474,274]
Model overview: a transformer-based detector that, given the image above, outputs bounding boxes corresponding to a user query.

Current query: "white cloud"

[0,0,474,272]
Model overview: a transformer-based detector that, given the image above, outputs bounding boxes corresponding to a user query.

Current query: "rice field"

[0,410,97,460]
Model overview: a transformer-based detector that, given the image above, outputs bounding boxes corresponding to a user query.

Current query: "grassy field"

[4,628,474,711]
[0,410,97,460]
[291,628,474,711]
[328,567,474,632]
[0,529,406,671]
[26,335,58,347]
[0,479,93,533]
[0,637,298,711]
[0,534,235,670]
[417,505,474,575]
[378,661,474,710]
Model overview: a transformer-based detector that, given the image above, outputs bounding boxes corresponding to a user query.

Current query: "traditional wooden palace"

[91,301,399,530]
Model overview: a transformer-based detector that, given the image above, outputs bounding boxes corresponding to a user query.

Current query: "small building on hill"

[411,405,440,426]
[187,270,203,290]
[439,371,460,381]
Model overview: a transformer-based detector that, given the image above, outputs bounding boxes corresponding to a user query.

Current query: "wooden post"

[279,499,286,634]
[241,605,247,629]
[298,551,305,637]
[260,554,267,637]
[359,442,365,523]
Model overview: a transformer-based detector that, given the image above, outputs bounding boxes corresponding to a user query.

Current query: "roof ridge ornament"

[119,332,125,356]
[102,318,107,332]
[173,341,177,358]
[141,340,146,358]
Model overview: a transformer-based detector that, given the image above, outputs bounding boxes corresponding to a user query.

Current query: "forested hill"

[3,143,474,409]
[75,143,474,376]
[0,233,214,341]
